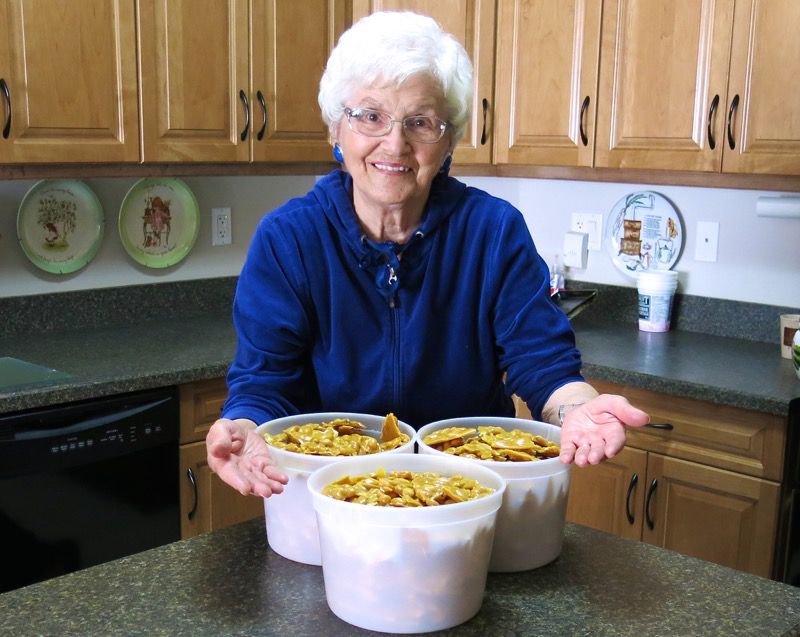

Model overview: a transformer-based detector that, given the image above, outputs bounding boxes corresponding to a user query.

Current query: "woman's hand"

[206,418,289,498]
[558,394,650,467]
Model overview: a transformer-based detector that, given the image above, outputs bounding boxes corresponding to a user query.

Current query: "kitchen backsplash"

[0,276,789,344]
[0,277,236,338]
[1,175,798,308]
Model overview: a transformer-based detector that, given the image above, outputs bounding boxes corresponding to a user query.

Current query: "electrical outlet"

[212,208,232,246]
[694,221,719,262]
[570,213,603,250]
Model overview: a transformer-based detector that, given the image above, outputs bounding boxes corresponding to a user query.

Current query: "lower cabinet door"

[566,446,647,541]
[179,441,264,539]
[642,453,780,578]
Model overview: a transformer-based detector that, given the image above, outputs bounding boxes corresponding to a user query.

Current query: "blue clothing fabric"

[222,169,583,428]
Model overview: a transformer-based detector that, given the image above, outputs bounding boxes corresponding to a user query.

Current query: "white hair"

[318,11,474,143]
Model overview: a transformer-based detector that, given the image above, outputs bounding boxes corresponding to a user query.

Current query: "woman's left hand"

[558,394,650,467]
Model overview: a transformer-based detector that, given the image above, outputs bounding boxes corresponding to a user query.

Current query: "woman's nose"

[381,120,411,152]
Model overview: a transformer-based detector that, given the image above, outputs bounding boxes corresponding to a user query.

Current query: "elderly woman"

[207,12,649,498]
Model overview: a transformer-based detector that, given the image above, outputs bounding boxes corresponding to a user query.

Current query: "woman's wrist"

[557,402,586,425]
[542,381,599,425]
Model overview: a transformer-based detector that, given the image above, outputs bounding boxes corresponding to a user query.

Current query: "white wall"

[1,174,798,308]
[460,176,800,308]
[0,176,317,297]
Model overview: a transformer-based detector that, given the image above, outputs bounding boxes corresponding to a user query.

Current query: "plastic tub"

[307,453,505,634]
[254,412,414,566]
[637,269,678,332]
[418,416,571,572]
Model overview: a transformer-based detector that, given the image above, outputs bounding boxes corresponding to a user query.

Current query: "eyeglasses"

[343,107,449,143]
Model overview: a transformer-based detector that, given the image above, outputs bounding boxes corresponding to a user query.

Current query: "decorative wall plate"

[604,191,684,278]
[17,180,104,275]
[118,178,199,268]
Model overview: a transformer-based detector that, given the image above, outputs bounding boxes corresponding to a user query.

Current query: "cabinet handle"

[645,422,674,431]
[0,79,10,139]
[579,95,590,146]
[239,89,250,142]
[726,94,740,150]
[645,478,658,530]
[480,98,489,145]
[707,94,719,150]
[256,90,267,141]
[625,472,638,525]
[186,467,198,521]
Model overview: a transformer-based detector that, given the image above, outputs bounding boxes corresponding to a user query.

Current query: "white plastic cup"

[417,417,571,573]
[780,314,800,359]
[307,453,505,634]
[254,412,415,566]
[637,270,678,332]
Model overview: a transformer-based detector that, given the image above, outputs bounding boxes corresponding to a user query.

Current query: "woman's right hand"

[206,418,289,498]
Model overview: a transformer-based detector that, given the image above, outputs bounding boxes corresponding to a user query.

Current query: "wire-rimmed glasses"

[343,107,449,143]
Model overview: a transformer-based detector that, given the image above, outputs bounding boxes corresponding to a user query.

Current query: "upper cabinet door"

[494,0,602,167]
[0,0,139,163]
[138,0,250,162]
[595,0,736,172]
[250,0,347,162]
[723,0,800,176]
[352,0,496,165]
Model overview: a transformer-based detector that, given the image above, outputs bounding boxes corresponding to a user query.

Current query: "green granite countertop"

[571,315,799,416]
[2,517,799,637]
[0,308,796,416]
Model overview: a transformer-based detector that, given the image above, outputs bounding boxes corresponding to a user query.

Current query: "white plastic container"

[307,453,506,634]
[254,412,415,566]
[637,269,678,332]
[418,416,571,573]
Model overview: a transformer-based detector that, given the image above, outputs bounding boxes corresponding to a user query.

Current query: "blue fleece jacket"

[222,169,583,428]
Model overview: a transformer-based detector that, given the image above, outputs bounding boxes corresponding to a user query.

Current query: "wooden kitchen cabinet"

[566,446,647,541]
[493,0,602,167]
[565,379,785,578]
[594,0,800,176]
[351,0,496,165]
[179,378,263,539]
[594,0,736,172]
[139,0,347,163]
[722,0,800,175]
[0,0,139,163]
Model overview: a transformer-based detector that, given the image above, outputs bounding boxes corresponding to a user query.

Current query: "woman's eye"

[409,117,433,130]
[364,111,382,123]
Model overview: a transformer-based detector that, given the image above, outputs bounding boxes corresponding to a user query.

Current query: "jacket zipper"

[389,294,401,412]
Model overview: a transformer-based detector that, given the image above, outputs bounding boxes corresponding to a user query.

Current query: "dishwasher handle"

[8,397,173,441]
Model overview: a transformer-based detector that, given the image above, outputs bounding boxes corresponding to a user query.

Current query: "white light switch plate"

[695,221,719,262]
[570,213,603,251]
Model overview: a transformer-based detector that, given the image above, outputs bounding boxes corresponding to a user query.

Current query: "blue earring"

[438,155,452,175]
[333,143,344,163]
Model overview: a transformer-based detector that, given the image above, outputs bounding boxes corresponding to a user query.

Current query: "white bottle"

[550,254,565,295]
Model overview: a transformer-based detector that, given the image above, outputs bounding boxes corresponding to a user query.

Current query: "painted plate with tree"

[16,180,105,275]
[118,177,199,268]
[603,191,685,279]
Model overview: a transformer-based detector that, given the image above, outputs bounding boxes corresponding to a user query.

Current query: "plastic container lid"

[637,269,678,292]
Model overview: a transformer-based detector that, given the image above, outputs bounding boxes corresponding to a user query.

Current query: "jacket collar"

[312,169,467,301]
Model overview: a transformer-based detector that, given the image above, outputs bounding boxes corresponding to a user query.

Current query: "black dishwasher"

[0,387,180,593]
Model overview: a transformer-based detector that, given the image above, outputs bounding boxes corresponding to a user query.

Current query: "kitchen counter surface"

[2,517,799,637]
[0,308,797,416]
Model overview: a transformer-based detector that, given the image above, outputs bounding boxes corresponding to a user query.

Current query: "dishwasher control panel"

[0,388,178,478]
[49,421,169,456]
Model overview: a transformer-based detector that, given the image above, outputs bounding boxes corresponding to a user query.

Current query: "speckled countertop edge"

[0,283,797,416]
[1,518,799,637]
